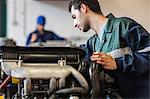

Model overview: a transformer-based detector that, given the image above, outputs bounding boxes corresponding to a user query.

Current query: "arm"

[85,39,94,62]
[26,33,38,46]
[116,25,150,75]
[50,32,66,40]
[91,24,150,75]
[26,33,32,46]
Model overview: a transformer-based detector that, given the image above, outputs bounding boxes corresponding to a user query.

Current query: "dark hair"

[68,0,102,14]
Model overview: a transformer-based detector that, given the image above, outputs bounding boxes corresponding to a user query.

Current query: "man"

[68,0,150,98]
[26,15,65,46]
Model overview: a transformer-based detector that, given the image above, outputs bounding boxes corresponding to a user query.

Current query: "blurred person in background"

[26,15,66,46]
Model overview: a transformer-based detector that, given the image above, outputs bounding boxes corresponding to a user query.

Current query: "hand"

[90,52,117,70]
[31,33,38,42]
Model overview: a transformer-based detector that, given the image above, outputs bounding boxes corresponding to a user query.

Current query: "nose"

[74,21,77,28]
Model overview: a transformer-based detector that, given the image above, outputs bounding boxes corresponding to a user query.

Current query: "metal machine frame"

[0,46,122,99]
[0,46,88,99]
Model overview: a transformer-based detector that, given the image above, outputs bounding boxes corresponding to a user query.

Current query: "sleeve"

[26,33,32,46]
[78,39,93,76]
[85,39,93,62]
[79,39,93,63]
[116,24,150,75]
[51,32,65,40]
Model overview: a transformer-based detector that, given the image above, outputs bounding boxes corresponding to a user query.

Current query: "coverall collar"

[105,13,116,33]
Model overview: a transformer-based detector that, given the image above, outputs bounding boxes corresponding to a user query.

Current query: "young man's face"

[71,5,90,32]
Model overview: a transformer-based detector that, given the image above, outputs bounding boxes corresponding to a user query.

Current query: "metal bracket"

[58,58,66,67]
[18,56,22,66]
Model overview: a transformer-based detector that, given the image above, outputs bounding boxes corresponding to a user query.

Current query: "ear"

[80,3,88,14]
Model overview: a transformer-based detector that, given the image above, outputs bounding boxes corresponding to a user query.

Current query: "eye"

[72,15,76,19]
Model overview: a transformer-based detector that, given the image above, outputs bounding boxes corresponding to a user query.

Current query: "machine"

[0,46,89,99]
[0,46,122,99]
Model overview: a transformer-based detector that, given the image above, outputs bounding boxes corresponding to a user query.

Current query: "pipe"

[49,66,89,98]
[0,76,11,90]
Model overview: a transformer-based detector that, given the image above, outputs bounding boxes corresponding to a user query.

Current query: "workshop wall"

[7,0,150,46]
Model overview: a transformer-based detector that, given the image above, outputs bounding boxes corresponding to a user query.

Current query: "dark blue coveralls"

[26,30,65,46]
[85,13,150,98]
